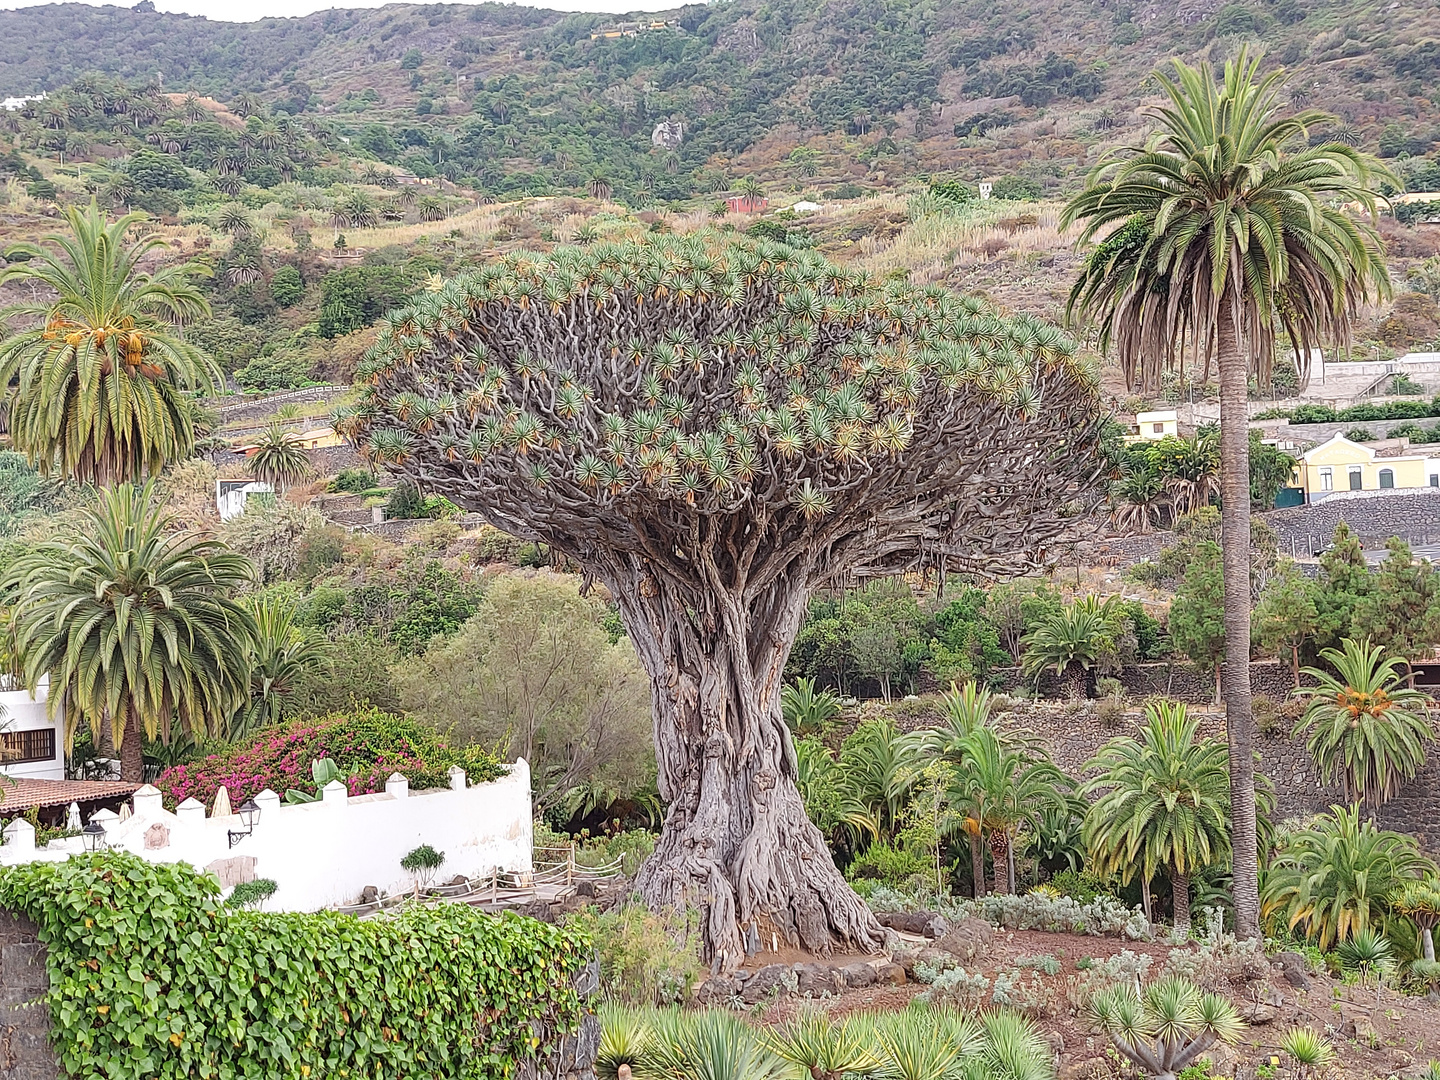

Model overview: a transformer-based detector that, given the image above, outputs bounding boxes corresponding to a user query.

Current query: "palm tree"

[1062,49,1391,939]
[0,201,219,485]
[1,482,256,781]
[1293,638,1434,807]
[245,422,315,492]
[1262,804,1432,949]
[835,718,919,841]
[914,679,1000,895]
[950,725,1070,895]
[1083,700,1231,931]
[216,203,254,237]
[1020,594,1123,698]
[228,595,328,740]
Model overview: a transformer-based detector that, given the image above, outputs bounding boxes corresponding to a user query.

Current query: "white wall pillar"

[3,819,35,852]
[448,766,467,791]
[385,773,409,799]
[131,784,164,818]
[176,799,206,828]
[321,780,348,806]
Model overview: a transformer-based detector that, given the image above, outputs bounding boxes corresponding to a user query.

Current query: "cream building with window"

[1291,433,1440,503]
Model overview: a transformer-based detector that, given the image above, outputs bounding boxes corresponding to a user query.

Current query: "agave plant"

[596,1002,650,1080]
[1293,637,1435,807]
[865,1007,982,1080]
[643,1009,791,1080]
[1335,928,1394,992]
[1091,977,1244,1080]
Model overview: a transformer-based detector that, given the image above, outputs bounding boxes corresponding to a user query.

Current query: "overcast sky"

[0,0,678,20]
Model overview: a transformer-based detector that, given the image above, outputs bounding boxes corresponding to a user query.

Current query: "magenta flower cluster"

[156,709,503,807]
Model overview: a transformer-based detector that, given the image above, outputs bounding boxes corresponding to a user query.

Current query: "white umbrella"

[66,802,81,831]
[118,802,131,822]
[212,786,232,819]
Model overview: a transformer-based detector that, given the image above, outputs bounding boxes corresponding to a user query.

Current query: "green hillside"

[1,0,1437,202]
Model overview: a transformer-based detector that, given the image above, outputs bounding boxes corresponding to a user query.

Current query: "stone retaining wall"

[0,912,56,1080]
[1261,489,1440,551]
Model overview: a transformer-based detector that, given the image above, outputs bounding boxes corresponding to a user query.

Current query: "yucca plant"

[1091,977,1244,1080]
[764,1008,878,1080]
[596,1003,650,1080]
[643,1009,791,1080]
[781,676,843,737]
[865,1007,982,1080]
[1392,877,1440,962]
[1279,1027,1335,1080]
[968,1010,1056,1080]
[1335,928,1393,993]
[1293,637,1434,807]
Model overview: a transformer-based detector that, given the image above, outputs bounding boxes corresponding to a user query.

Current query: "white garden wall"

[0,760,534,912]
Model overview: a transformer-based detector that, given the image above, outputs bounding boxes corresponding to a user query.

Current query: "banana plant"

[284,757,345,804]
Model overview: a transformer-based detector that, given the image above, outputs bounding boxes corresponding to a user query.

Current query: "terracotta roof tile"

[0,779,140,812]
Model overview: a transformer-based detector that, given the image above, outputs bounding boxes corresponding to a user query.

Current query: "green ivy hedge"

[0,856,590,1080]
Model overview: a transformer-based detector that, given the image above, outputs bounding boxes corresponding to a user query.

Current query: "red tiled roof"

[0,779,139,812]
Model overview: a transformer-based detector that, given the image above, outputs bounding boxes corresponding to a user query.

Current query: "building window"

[1319,467,1333,491]
[0,728,55,765]
[1349,466,1363,491]
[1379,468,1395,489]
[1431,474,1439,488]
[1153,423,1165,434]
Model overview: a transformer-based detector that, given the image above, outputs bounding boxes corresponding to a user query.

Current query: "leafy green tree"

[394,571,654,815]
[1352,538,1440,678]
[2,482,256,780]
[1168,540,1225,702]
[125,147,191,192]
[1083,701,1230,931]
[1063,49,1391,940]
[1262,805,1433,948]
[342,233,1102,963]
[1312,523,1371,651]
[1253,560,1319,686]
[245,422,315,492]
[928,584,1007,687]
[986,580,1063,662]
[270,265,304,307]
[0,201,218,484]
[1249,431,1298,509]
[1294,638,1434,807]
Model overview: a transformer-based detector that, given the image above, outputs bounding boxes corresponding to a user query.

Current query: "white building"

[216,478,274,520]
[0,760,535,913]
[0,676,64,781]
[1125,409,1179,442]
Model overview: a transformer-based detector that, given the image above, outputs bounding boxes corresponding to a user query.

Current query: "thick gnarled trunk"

[605,560,881,967]
[120,713,144,783]
[1218,306,1261,940]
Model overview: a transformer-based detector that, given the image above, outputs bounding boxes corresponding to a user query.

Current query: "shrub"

[915,965,990,1010]
[990,967,1055,1017]
[227,878,278,909]
[565,902,702,1006]
[156,708,503,806]
[270,265,304,307]
[0,856,589,1080]
[233,351,312,391]
[401,844,446,889]
[1044,870,1114,904]
[329,467,376,493]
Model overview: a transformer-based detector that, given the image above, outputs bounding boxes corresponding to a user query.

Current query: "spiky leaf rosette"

[343,234,1104,581]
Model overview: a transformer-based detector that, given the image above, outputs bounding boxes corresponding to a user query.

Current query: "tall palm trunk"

[119,712,144,783]
[969,830,986,898]
[1172,870,1192,934]
[1217,306,1261,940]
[988,829,1010,896]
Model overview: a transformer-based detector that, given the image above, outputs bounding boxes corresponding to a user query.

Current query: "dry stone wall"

[0,912,55,1080]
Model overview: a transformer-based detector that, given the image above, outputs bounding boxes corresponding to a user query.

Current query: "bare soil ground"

[747,927,1440,1080]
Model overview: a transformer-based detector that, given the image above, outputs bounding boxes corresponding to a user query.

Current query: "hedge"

[156,709,503,807]
[0,856,590,1080]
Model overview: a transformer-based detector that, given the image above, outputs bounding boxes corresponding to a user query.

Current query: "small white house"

[1126,409,1179,443]
[0,676,64,781]
[216,479,274,521]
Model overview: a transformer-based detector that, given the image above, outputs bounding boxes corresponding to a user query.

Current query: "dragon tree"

[337,234,1104,965]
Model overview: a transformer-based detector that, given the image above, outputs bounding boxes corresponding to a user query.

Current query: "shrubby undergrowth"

[0,856,589,1080]
[867,884,1152,940]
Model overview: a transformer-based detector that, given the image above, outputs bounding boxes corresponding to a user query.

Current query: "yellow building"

[1291,433,1440,502]
[1124,409,1179,443]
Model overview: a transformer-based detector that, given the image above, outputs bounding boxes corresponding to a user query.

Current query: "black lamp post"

[228,799,261,849]
[81,820,107,853]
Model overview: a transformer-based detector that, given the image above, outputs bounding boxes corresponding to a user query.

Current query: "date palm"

[1293,638,1434,807]
[1020,594,1124,698]
[1,482,256,781]
[228,594,327,740]
[1083,700,1231,932]
[1262,804,1432,949]
[0,200,219,485]
[1063,49,1391,939]
[245,422,315,492]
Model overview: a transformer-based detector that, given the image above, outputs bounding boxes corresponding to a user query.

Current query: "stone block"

[2,944,47,992]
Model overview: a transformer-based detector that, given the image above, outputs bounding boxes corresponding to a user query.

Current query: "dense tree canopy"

[341,233,1104,964]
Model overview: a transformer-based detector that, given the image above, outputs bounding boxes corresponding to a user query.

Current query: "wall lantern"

[228,799,261,849]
